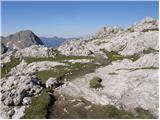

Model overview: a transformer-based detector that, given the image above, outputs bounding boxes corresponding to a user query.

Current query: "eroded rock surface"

[56,52,159,117]
[14,45,54,58]
[0,75,42,118]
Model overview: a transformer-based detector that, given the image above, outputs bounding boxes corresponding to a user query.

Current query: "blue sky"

[2,1,159,37]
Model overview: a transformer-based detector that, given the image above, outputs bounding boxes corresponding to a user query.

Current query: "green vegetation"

[35,66,69,84]
[101,49,140,63]
[1,57,21,78]
[105,105,134,119]
[134,107,154,119]
[35,63,87,83]
[25,57,54,64]
[89,77,102,88]
[142,48,158,54]
[23,90,51,119]
[24,54,93,64]
[105,105,154,119]
[142,28,158,32]
[127,28,135,32]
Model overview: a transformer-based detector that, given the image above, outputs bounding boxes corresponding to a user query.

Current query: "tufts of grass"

[35,63,87,83]
[142,28,158,32]
[35,66,69,84]
[125,54,140,62]
[24,52,93,64]
[134,107,154,119]
[105,105,134,119]
[1,57,21,78]
[22,90,51,119]
[89,77,102,89]
[142,48,158,54]
[24,57,55,64]
[101,49,140,63]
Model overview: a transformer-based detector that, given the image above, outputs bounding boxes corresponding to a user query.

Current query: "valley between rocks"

[0,17,159,119]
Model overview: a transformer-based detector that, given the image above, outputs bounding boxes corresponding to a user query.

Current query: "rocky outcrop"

[0,17,159,118]
[95,26,123,38]
[56,17,159,118]
[56,52,159,117]
[0,75,42,118]
[1,43,8,54]
[9,60,67,76]
[58,40,93,56]
[126,17,158,32]
[14,45,54,58]
[1,30,44,52]
[58,17,158,57]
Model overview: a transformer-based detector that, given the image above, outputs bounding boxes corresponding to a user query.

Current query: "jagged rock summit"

[95,26,123,38]
[1,30,44,52]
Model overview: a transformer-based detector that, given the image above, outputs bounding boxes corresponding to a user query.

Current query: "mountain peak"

[2,30,44,52]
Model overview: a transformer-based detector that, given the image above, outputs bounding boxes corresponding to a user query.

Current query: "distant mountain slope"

[1,30,44,52]
[40,36,67,48]
[40,36,80,48]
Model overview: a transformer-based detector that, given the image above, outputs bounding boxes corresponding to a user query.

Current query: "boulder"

[46,77,59,88]
[22,97,31,105]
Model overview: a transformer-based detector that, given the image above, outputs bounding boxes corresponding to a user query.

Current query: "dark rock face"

[1,43,8,54]
[1,30,44,52]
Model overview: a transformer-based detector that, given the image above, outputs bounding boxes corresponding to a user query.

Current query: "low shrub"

[89,77,102,88]
[1,57,21,78]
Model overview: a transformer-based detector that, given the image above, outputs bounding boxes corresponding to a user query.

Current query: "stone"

[46,77,58,88]
[22,97,31,105]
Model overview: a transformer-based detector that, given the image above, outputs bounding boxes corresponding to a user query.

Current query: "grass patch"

[22,90,51,119]
[134,107,154,119]
[142,28,158,32]
[101,49,140,63]
[24,52,93,64]
[125,54,140,62]
[1,57,21,78]
[89,77,102,89]
[35,66,70,84]
[105,105,134,119]
[24,57,55,64]
[142,48,158,54]
[35,63,87,83]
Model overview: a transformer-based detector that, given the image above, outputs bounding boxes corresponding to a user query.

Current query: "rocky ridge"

[1,30,44,52]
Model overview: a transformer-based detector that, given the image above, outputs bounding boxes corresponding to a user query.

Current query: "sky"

[1,1,159,38]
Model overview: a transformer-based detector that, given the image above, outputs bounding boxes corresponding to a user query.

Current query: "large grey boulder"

[1,30,44,51]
